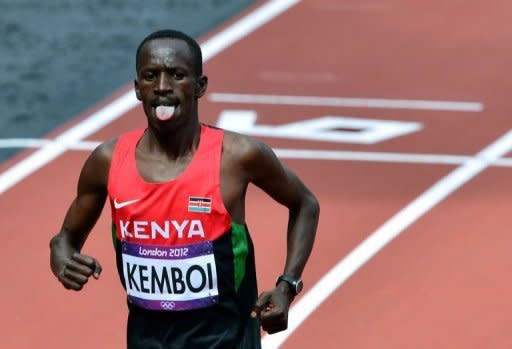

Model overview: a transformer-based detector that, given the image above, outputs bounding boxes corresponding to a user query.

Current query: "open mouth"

[153,101,178,121]
[155,105,175,121]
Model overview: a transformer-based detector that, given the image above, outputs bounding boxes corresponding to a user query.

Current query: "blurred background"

[0,0,254,162]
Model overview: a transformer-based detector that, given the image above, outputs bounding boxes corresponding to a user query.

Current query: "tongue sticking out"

[155,105,175,121]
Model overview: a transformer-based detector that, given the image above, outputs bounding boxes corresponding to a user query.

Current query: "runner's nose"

[155,72,172,95]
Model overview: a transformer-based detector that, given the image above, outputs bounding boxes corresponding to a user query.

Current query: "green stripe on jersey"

[231,222,249,291]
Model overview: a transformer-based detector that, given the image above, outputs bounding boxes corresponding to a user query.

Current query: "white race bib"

[121,240,219,311]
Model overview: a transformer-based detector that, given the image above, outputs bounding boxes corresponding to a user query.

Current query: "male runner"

[50,29,319,348]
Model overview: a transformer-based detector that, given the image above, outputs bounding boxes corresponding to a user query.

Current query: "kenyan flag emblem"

[188,196,212,213]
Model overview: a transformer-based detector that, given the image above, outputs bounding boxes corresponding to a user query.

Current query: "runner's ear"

[134,79,142,100]
[195,75,208,98]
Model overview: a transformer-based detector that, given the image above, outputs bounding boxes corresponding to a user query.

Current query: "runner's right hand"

[53,252,102,291]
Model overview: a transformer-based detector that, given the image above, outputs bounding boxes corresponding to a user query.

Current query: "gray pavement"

[0,0,254,161]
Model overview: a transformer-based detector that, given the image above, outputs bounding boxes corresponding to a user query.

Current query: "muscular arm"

[49,140,115,290]
[244,141,319,278]
[230,135,320,333]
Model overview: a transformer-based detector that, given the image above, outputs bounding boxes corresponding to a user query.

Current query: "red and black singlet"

[108,125,260,348]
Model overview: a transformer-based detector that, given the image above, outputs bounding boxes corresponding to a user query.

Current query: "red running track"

[1,1,512,348]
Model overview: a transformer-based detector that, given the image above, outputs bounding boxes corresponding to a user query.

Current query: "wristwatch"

[276,274,303,296]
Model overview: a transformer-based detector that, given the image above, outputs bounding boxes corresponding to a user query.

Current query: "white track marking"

[209,93,484,112]
[4,138,512,167]
[217,111,422,144]
[273,148,472,165]
[0,93,137,194]
[201,0,300,62]
[0,0,301,195]
[0,138,50,148]
[261,129,512,348]
[494,157,512,167]
[0,139,106,151]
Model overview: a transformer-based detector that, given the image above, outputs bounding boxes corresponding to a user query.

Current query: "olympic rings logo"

[160,301,176,310]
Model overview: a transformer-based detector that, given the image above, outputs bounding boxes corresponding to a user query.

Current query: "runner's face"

[135,38,206,130]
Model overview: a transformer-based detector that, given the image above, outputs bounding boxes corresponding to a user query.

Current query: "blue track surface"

[0,0,254,162]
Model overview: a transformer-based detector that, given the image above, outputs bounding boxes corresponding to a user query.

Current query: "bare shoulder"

[78,138,118,191]
[223,131,272,161]
[222,130,282,183]
[222,130,273,165]
[91,138,117,163]
[221,129,317,210]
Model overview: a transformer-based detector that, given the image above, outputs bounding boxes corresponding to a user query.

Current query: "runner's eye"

[144,72,155,81]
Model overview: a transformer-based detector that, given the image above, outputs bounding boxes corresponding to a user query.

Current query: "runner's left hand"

[251,287,294,334]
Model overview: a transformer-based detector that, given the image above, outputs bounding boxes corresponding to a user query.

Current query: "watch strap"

[276,274,303,295]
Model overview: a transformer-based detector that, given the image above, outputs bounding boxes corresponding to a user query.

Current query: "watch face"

[295,279,304,294]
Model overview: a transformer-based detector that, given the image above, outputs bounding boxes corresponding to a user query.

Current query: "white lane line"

[209,93,484,112]
[494,158,512,167]
[0,138,100,151]
[0,93,137,194]
[0,138,51,148]
[201,0,300,62]
[273,149,472,165]
[261,129,512,348]
[0,0,301,195]
[5,138,512,167]
[276,149,512,168]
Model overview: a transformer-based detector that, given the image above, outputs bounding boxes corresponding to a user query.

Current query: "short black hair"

[135,29,203,76]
